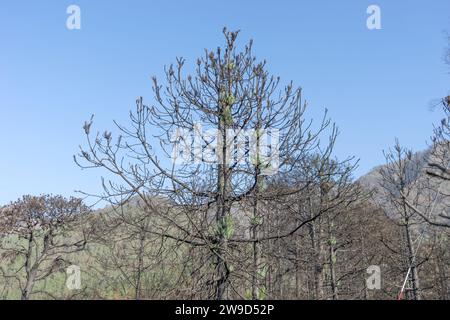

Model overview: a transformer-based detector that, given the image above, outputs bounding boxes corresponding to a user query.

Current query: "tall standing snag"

[76,28,341,299]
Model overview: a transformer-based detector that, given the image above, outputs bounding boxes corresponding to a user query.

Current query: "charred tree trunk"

[404,215,421,300]
[214,112,231,300]
[22,231,37,300]
[251,102,263,300]
[327,219,338,300]
[310,219,324,300]
[135,228,146,300]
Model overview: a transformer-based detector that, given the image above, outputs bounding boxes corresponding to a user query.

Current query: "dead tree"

[0,195,90,300]
[75,28,341,299]
[379,142,430,300]
[263,155,361,299]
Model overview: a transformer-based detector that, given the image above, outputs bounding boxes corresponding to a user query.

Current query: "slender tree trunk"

[215,114,230,300]
[359,216,369,300]
[251,236,261,299]
[328,244,338,299]
[275,223,283,298]
[404,219,421,300]
[295,241,301,298]
[135,228,146,300]
[251,103,263,300]
[22,232,36,300]
[310,218,324,300]
[327,219,338,300]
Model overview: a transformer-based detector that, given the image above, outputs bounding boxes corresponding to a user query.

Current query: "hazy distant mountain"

[359,149,429,191]
[358,147,449,223]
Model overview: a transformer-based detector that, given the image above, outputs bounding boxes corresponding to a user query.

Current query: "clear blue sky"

[0,0,449,205]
